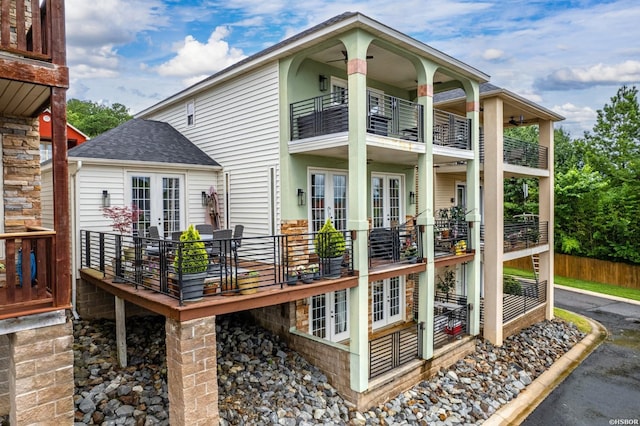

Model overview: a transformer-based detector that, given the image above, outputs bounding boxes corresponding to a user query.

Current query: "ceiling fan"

[508,115,524,126]
[327,50,373,63]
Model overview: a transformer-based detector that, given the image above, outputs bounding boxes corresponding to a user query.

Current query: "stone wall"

[76,278,155,319]
[0,334,8,416]
[1,115,41,232]
[8,318,75,425]
[503,304,547,338]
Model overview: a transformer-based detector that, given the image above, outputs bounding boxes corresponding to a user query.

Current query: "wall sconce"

[101,190,110,208]
[201,191,209,207]
[318,74,328,92]
[409,191,416,205]
[297,188,306,206]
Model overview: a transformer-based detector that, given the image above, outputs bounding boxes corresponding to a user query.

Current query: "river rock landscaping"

[1,313,585,425]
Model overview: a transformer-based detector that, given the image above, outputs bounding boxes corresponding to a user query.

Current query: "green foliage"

[503,275,522,296]
[173,225,209,274]
[67,99,132,137]
[314,219,346,258]
[436,267,456,295]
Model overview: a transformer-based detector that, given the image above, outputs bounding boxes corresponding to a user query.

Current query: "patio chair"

[145,226,161,256]
[231,224,244,266]
[196,224,214,236]
[210,229,232,269]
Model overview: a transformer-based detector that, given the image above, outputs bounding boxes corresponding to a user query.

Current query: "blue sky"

[65,0,640,137]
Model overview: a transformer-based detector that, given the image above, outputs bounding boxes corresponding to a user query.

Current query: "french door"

[372,277,403,330]
[310,289,349,342]
[372,173,403,228]
[310,170,348,232]
[130,173,183,238]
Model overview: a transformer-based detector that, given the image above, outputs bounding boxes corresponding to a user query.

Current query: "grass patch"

[503,267,640,302]
[554,307,591,334]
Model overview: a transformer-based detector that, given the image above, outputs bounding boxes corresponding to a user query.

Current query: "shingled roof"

[67,119,219,167]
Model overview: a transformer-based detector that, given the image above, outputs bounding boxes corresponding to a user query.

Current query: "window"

[186,101,195,126]
[40,142,52,163]
[330,77,347,105]
[310,289,349,342]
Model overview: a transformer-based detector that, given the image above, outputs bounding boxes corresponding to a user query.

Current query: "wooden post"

[115,296,127,367]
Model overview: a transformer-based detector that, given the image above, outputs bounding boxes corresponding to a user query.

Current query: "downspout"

[69,160,82,319]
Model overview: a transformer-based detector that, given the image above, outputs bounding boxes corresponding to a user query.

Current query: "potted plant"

[102,204,140,281]
[237,270,260,295]
[436,267,456,300]
[402,243,418,263]
[308,263,321,280]
[173,225,209,301]
[286,267,299,285]
[314,219,346,279]
[300,265,314,284]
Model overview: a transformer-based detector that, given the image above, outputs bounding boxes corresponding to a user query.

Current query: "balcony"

[0,227,62,320]
[433,292,468,349]
[479,220,549,253]
[433,109,471,150]
[0,0,54,61]
[478,133,549,170]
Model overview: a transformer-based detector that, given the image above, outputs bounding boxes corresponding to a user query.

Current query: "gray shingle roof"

[434,82,501,103]
[67,119,220,167]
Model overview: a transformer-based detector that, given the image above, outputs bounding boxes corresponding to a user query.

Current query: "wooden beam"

[0,57,68,88]
[115,297,127,368]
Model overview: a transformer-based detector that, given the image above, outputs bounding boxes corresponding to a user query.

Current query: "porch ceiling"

[309,44,455,91]
[289,138,423,166]
[0,79,50,117]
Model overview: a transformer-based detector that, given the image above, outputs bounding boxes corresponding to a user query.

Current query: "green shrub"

[173,225,209,274]
[314,219,346,258]
[503,275,522,295]
[437,267,456,295]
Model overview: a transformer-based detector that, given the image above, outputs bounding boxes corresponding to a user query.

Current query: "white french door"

[372,173,403,228]
[310,170,348,232]
[310,289,349,342]
[372,277,404,330]
[130,173,183,238]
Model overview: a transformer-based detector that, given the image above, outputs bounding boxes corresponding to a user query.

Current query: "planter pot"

[180,271,207,301]
[203,277,219,296]
[123,247,136,261]
[286,275,299,285]
[322,256,343,279]
[301,273,313,284]
[238,275,259,295]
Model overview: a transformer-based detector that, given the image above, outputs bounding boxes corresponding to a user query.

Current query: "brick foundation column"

[9,320,74,425]
[166,316,219,426]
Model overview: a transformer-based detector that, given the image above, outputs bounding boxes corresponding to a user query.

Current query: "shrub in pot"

[314,219,346,279]
[173,225,209,300]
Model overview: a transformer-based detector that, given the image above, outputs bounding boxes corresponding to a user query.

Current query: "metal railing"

[503,278,547,322]
[368,222,424,267]
[433,293,468,349]
[0,227,58,319]
[434,219,469,257]
[434,293,468,347]
[290,91,349,140]
[433,109,471,150]
[503,136,548,169]
[367,92,423,142]
[80,230,354,305]
[503,221,548,252]
[369,322,422,379]
[0,0,55,60]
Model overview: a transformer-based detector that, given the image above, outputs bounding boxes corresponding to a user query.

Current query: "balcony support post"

[538,119,555,320]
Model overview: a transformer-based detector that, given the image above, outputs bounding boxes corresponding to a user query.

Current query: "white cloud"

[536,61,640,90]
[482,48,505,61]
[155,27,247,79]
[552,102,597,136]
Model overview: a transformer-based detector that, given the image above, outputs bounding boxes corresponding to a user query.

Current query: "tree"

[67,99,132,137]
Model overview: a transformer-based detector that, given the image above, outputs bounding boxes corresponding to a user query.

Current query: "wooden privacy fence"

[505,254,640,290]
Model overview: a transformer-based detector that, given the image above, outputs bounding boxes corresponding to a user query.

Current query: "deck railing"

[80,230,354,305]
[0,227,58,319]
[503,136,548,169]
[368,222,424,267]
[0,0,54,60]
[290,91,349,140]
[433,109,471,150]
[434,219,469,257]
[369,322,422,379]
[433,292,468,349]
[503,221,548,252]
[503,277,547,322]
[366,92,423,142]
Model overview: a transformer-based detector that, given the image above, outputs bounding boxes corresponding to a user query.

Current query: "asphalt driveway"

[523,288,640,425]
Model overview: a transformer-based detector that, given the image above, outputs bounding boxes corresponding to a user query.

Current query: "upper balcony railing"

[0,0,53,61]
[503,136,548,169]
[433,109,471,150]
[367,92,423,142]
[368,222,424,267]
[291,91,349,140]
[0,227,59,320]
[480,220,549,253]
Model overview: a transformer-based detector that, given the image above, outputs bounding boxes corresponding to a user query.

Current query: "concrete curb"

[483,314,608,425]
[555,284,640,306]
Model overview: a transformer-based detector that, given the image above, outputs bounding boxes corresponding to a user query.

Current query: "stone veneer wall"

[76,278,156,319]
[0,1,34,48]
[165,316,219,426]
[503,303,547,339]
[0,334,8,416]
[8,318,75,425]
[1,115,41,232]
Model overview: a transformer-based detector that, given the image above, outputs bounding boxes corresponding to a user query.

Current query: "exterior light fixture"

[101,190,110,208]
[409,191,416,205]
[297,188,306,206]
[319,74,328,92]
